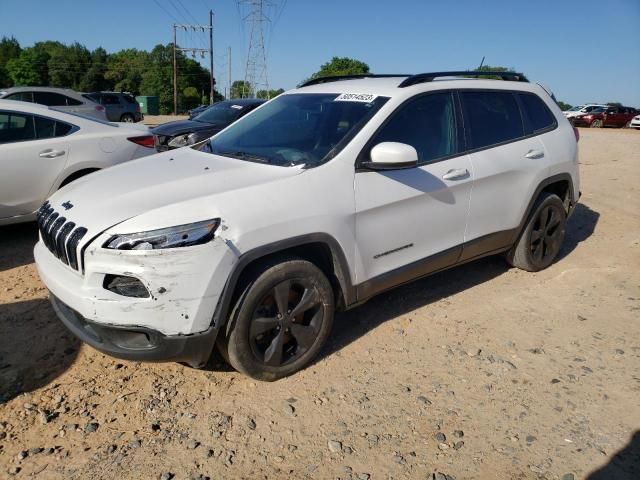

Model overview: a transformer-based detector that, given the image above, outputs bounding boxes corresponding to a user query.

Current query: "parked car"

[0,100,155,226]
[84,92,143,123]
[188,104,209,119]
[572,105,638,128]
[152,98,265,151]
[563,104,607,121]
[0,86,108,121]
[630,113,640,129]
[34,71,580,380]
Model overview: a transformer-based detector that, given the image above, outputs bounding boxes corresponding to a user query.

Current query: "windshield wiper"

[217,150,271,163]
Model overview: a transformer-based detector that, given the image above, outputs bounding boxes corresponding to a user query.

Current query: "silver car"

[0,86,108,121]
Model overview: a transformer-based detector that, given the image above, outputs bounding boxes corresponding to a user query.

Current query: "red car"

[573,106,638,128]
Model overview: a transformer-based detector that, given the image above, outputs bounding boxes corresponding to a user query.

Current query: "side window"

[102,94,120,105]
[0,112,36,144]
[33,91,68,106]
[55,122,73,136]
[65,96,82,106]
[518,93,556,133]
[460,91,524,150]
[5,91,34,102]
[35,116,56,139]
[370,92,459,164]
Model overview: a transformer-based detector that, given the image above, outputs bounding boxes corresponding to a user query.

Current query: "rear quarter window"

[518,93,556,133]
[460,91,524,150]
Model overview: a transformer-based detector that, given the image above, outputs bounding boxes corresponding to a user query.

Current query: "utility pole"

[171,20,213,114]
[173,25,177,115]
[228,46,232,99]
[209,10,214,104]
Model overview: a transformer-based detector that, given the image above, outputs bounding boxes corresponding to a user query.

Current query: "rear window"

[518,93,556,133]
[460,91,524,150]
[34,91,69,106]
[123,94,138,104]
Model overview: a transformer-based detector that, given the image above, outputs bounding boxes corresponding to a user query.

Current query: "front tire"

[590,119,603,128]
[506,193,567,272]
[219,257,335,381]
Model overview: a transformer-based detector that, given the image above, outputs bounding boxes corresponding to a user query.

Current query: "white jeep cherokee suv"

[34,71,580,380]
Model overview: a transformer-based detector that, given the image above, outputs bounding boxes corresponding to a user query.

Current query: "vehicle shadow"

[557,202,600,261]
[0,298,80,404]
[0,222,38,272]
[587,430,640,479]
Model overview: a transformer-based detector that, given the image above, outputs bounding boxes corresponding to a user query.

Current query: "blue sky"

[1,0,639,106]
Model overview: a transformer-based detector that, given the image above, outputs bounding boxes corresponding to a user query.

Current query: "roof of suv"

[295,75,546,98]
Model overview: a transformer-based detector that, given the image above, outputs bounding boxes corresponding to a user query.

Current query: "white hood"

[46,148,304,240]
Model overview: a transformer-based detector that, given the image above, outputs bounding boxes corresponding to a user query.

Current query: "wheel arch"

[212,233,356,329]
[510,173,575,246]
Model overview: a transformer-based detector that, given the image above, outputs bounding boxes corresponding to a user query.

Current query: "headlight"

[104,219,220,250]
[168,132,198,148]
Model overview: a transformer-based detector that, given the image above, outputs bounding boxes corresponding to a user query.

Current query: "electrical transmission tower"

[240,0,270,98]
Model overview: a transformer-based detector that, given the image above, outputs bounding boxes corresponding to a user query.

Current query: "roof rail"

[298,74,412,88]
[398,71,529,88]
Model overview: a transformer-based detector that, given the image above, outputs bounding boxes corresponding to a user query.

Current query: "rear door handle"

[442,168,469,181]
[39,149,65,158]
[525,149,545,159]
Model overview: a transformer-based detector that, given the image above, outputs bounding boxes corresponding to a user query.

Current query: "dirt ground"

[1,128,639,480]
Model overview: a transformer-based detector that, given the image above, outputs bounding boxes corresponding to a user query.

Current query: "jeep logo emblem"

[61,201,74,211]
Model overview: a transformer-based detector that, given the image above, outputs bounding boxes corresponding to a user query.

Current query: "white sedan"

[0,100,156,226]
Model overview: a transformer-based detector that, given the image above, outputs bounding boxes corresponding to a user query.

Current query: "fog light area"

[104,274,150,298]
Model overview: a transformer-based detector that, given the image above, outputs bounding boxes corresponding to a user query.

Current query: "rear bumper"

[50,294,218,367]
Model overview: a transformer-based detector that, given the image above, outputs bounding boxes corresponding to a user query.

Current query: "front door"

[354,92,472,288]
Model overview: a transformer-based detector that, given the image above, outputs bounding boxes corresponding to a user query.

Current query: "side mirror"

[362,142,418,170]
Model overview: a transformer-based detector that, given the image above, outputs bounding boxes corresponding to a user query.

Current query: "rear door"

[460,90,552,258]
[0,111,72,218]
[354,91,472,283]
[101,94,124,121]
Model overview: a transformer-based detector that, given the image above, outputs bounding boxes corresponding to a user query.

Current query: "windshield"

[194,102,244,124]
[206,93,389,167]
[568,105,583,111]
[590,107,606,113]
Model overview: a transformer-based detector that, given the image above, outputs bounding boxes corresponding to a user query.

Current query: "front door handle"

[525,149,545,159]
[442,168,469,181]
[39,149,65,158]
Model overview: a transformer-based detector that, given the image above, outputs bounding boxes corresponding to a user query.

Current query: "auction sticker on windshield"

[334,93,377,103]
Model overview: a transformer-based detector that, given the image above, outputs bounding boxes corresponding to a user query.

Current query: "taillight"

[128,135,155,148]
[573,127,580,142]
[136,104,141,112]
[95,105,105,112]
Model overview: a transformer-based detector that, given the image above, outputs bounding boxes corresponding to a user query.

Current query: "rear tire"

[120,113,135,123]
[218,257,334,381]
[506,193,567,272]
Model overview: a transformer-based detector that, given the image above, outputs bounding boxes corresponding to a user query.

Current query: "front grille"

[37,201,87,271]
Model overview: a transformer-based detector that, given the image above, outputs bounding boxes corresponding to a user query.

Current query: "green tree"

[0,36,21,87]
[606,102,622,107]
[105,48,149,94]
[230,80,251,99]
[466,64,518,80]
[182,86,200,110]
[79,47,110,92]
[6,47,50,86]
[556,101,572,111]
[256,88,284,99]
[306,56,370,82]
[48,42,91,90]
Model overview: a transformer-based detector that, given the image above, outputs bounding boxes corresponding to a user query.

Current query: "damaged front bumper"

[50,294,217,367]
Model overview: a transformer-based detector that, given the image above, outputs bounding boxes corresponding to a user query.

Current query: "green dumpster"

[135,96,159,115]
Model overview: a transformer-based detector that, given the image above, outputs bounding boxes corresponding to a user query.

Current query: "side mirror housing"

[362,142,418,170]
